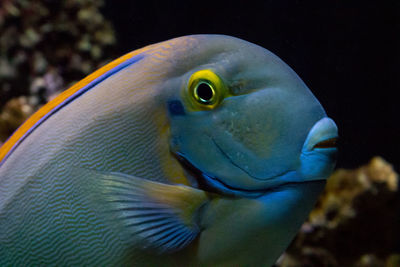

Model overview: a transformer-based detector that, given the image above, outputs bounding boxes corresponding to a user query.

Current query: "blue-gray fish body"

[0,35,338,266]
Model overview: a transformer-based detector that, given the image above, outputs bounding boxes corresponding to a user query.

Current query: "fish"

[0,35,338,266]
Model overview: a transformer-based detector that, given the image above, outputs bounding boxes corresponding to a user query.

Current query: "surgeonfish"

[0,35,338,266]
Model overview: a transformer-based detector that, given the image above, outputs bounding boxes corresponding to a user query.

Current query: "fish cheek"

[212,106,279,159]
[167,107,228,179]
[168,107,206,160]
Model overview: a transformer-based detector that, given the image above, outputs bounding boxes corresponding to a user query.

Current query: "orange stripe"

[0,46,151,163]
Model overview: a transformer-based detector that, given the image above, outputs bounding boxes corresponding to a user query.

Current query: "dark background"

[102,0,399,171]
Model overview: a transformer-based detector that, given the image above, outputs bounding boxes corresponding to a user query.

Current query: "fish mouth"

[174,152,323,198]
[299,117,338,181]
[313,137,338,149]
[302,117,338,152]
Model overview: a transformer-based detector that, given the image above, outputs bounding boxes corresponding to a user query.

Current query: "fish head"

[166,35,338,196]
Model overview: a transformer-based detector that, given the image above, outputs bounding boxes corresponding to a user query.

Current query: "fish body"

[0,35,338,266]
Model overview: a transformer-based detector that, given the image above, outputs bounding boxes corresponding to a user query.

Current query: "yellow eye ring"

[187,70,226,110]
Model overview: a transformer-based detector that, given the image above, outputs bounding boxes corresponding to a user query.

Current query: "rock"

[277,157,399,267]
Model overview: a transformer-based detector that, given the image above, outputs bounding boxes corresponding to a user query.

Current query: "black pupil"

[196,83,214,102]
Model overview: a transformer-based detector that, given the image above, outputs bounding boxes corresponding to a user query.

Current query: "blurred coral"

[277,157,400,267]
[0,0,116,110]
[0,96,33,141]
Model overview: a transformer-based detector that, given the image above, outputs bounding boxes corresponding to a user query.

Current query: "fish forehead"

[167,35,308,108]
[143,35,288,83]
[181,36,280,74]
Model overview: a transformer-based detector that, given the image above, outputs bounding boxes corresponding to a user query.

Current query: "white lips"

[302,117,338,152]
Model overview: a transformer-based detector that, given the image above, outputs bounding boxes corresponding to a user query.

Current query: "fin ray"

[78,168,209,253]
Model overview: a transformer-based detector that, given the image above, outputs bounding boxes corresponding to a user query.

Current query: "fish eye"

[187,70,226,109]
[194,82,215,104]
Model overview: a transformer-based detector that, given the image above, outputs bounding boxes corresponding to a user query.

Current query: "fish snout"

[299,117,338,181]
[303,117,338,152]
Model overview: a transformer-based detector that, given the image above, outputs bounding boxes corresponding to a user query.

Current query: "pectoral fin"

[78,168,209,254]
